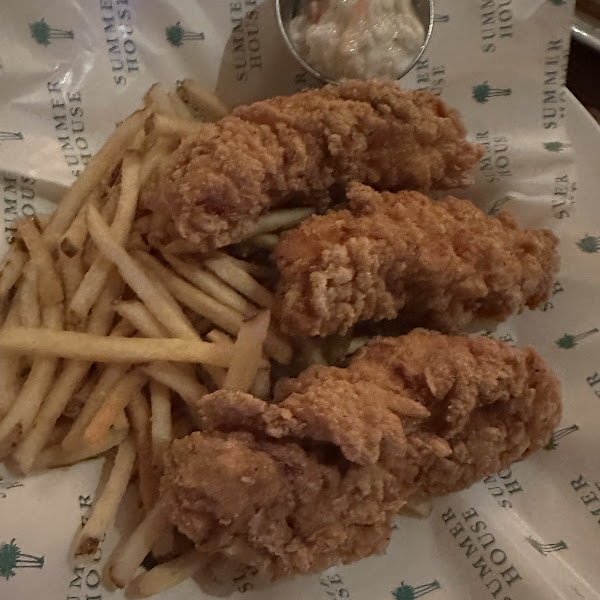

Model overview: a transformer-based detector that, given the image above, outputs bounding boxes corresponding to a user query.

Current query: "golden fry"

[163,254,257,317]
[149,381,171,469]
[73,436,136,559]
[124,550,202,598]
[62,364,130,451]
[140,362,207,407]
[203,254,274,308]
[0,246,27,298]
[224,311,271,393]
[84,370,147,448]
[87,205,198,339]
[127,394,156,510]
[18,263,41,327]
[247,207,314,237]
[35,428,128,470]
[109,503,167,589]
[177,79,229,121]
[18,218,64,306]
[69,152,141,320]
[42,108,149,247]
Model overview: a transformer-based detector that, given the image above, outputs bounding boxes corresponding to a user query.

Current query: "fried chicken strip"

[161,331,561,581]
[276,182,560,336]
[140,80,483,251]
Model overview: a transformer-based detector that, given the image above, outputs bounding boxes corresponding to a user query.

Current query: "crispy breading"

[275,183,560,336]
[160,331,561,581]
[140,80,482,251]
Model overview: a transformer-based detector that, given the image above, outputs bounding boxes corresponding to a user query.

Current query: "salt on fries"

[0,80,309,598]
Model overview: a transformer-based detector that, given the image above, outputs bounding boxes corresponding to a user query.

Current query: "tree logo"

[166,22,205,47]
[577,234,600,254]
[544,424,579,450]
[544,141,572,152]
[392,580,441,599]
[526,536,568,555]
[556,329,599,349]
[29,19,74,45]
[0,539,44,580]
[0,132,23,143]
[472,82,512,103]
[488,196,511,216]
[0,476,23,499]
[433,14,449,23]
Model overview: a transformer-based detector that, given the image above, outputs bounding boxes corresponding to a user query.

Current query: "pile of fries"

[0,80,316,597]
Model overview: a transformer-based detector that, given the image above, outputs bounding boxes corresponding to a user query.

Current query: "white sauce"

[289,0,425,81]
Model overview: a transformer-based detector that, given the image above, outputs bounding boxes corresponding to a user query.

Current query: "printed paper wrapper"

[1,0,599,599]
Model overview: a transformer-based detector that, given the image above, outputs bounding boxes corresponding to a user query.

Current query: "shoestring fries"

[0,80,315,598]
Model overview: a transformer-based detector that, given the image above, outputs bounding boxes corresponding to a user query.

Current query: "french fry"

[63,370,99,420]
[18,263,41,327]
[84,370,148,448]
[177,79,229,121]
[139,136,180,184]
[59,189,100,258]
[80,190,119,268]
[218,253,273,280]
[70,152,141,320]
[204,313,291,368]
[347,336,369,355]
[109,502,168,589]
[0,304,63,453]
[113,408,130,433]
[205,329,234,345]
[167,91,194,120]
[87,205,198,339]
[250,367,271,401]
[246,234,279,250]
[73,436,136,559]
[140,362,207,407]
[134,251,245,335]
[0,303,24,418]
[114,302,169,338]
[62,364,130,451]
[399,500,433,518]
[12,359,93,473]
[18,218,64,306]
[125,550,202,598]
[224,311,271,393]
[35,427,128,470]
[147,113,205,138]
[11,276,130,472]
[163,254,256,317]
[138,254,288,363]
[247,207,314,237]
[203,254,274,308]
[0,328,235,366]
[149,381,171,469]
[127,394,156,510]
[42,108,150,247]
[57,251,85,303]
[144,83,176,116]
[0,246,27,298]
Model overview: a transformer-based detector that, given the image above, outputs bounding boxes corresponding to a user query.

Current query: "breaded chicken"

[276,183,560,336]
[160,331,561,581]
[140,80,483,251]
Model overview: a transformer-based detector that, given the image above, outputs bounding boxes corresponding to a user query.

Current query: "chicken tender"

[276,182,560,336]
[160,331,561,581]
[140,80,483,251]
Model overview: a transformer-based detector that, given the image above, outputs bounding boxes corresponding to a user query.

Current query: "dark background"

[568,2,600,120]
